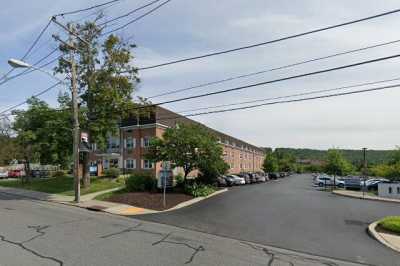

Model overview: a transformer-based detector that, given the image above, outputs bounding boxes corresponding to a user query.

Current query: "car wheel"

[318,182,324,187]
[338,183,344,188]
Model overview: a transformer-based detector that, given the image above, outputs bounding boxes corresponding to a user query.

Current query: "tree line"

[262,148,400,181]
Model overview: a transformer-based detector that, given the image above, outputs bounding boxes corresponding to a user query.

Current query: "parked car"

[229,175,245,185]
[257,174,266,182]
[8,170,24,178]
[314,175,345,188]
[238,173,251,184]
[269,172,279,180]
[224,175,235,186]
[344,176,362,190]
[0,170,8,179]
[364,178,390,190]
[217,176,228,187]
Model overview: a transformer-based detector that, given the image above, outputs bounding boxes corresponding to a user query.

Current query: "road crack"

[240,241,338,266]
[101,223,205,264]
[0,233,63,266]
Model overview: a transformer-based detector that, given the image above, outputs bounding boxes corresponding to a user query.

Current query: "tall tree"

[12,97,73,171]
[54,20,141,187]
[0,117,22,165]
[324,149,353,176]
[263,152,279,173]
[146,123,225,182]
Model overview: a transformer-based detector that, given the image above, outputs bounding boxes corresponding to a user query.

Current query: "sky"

[1,0,400,150]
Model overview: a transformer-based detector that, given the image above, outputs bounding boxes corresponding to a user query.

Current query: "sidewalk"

[368,221,400,253]
[0,186,227,216]
[332,189,400,204]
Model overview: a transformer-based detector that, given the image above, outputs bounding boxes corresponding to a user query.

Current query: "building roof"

[122,106,264,153]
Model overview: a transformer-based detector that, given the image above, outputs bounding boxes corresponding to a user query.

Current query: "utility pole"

[71,53,80,203]
[362,147,367,199]
[52,17,82,203]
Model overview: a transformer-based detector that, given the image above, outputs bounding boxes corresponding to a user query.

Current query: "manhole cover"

[344,219,368,226]
[86,205,107,211]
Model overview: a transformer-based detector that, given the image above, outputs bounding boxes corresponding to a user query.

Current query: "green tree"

[55,20,141,187]
[0,117,22,165]
[324,149,354,176]
[146,123,225,182]
[12,98,73,171]
[263,152,279,173]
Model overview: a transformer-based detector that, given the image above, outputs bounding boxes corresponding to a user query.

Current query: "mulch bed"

[106,192,194,211]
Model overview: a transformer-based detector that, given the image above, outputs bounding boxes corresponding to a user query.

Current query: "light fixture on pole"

[8,57,81,203]
[8,58,66,84]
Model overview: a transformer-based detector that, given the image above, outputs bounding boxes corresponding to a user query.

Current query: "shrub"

[103,168,120,179]
[52,170,66,178]
[125,173,157,192]
[378,216,400,234]
[184,183,216,197]
[174,174,185,188]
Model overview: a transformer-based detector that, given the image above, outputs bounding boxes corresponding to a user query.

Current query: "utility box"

[378,182,400,199]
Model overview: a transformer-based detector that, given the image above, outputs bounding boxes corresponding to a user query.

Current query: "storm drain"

[344,219,369,226]
[86,205,107,212]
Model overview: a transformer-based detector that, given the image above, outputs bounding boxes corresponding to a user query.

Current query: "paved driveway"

[136,174,400,266]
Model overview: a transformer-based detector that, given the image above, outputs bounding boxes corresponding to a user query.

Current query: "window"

[103,160,109,169]
[240,153,243,159]
[126,137,135,149]
[142,137,151,147]
[388,187,393,194]
[125,159,136,169]
[107,138,119,149]
[110,159,119,168]
[143,160,154,169]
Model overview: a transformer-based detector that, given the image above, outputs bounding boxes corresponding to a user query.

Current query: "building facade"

[90,107,265,179]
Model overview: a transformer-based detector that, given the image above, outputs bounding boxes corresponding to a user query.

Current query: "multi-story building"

[90,107,265,179]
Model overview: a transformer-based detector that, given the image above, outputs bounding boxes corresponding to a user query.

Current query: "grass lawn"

[378,216,400,234]
[0,177,122,196]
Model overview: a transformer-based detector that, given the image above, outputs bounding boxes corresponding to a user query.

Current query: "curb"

[367,221,400,253]
[332,190,400,204]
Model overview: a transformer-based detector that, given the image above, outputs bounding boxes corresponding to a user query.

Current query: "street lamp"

[8,58,81,203]
[8,58,66,84]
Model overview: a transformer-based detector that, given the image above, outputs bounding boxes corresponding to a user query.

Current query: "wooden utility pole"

[71,54,80,203]
[69,24,80,203]
[52,17,82,203]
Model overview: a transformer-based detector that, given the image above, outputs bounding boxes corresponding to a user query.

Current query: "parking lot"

[137,174,400,266]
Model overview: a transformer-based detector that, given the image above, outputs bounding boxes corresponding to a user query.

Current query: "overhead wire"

[101,0,173,36]
[147,38,400,99]
[138,8,400,70]
[145,53,400,108]
[176,77,400,113]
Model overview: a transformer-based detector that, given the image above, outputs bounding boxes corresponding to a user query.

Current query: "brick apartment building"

[90,107,265,179]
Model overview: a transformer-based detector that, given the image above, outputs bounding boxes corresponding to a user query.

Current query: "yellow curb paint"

[119,207,147,215]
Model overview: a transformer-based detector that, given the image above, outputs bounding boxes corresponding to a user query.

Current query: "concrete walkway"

[368,221,400,253]
[332,189,400,203]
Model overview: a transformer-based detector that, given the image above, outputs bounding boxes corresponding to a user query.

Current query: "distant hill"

[264,148,395,165]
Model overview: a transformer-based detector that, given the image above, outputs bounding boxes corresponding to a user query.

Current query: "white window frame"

[125,159,136,169]
[125,137,135,149]
[143,159,154,169]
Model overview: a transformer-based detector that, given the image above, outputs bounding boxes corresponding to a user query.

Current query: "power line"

[138,8,400,70]
[157,83,400,121]
[0,82,63,116]
[99,0,162,26]
[101,0,172,36]
[176,76,400,113]
[149,53,400,107]
[0,19,53,82]
[0,50,61,86]
[54,0,123,17]
[148,38,400,99]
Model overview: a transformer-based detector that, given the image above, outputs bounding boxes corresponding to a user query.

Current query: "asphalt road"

[0,189,365,266]
[137,174,400,266]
